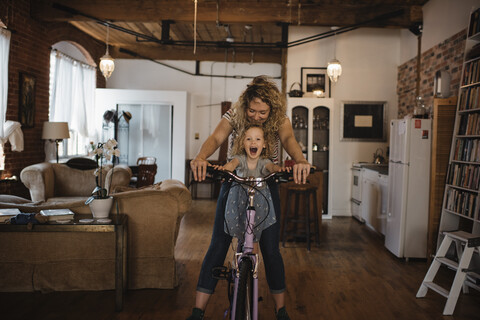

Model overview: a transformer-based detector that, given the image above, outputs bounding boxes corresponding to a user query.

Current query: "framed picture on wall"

[19,72,36,128]
[301,67,330,98]
[341,101,387,141]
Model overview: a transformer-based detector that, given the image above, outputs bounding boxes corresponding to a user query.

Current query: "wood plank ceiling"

[31,0,428,64]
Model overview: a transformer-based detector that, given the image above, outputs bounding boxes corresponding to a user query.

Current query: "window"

[49,43,96,159]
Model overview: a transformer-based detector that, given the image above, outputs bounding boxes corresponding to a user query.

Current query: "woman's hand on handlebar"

[293,161,311,184]
[190,158,210,181]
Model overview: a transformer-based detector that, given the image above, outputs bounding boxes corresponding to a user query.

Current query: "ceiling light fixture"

[327,27,342,83]
[99,24,115,80]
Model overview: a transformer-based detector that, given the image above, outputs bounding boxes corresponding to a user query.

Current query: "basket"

[288,82,304,97]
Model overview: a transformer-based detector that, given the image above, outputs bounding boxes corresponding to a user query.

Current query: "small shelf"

[458,108,480,114]
[446,184,479,194]
[443,208,478,222]
[451,159,480,164]
[460,82,480,90]
[468,32,480,41]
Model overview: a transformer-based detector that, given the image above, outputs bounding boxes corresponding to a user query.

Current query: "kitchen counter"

[360,164,388,175]
[352,162,388,175]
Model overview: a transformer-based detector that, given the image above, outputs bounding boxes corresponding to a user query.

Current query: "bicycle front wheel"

[235,257,254,320]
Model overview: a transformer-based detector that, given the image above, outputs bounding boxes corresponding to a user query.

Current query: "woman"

[188,75,311,320]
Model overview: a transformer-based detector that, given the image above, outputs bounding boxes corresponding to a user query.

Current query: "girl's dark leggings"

[196,179,286,294]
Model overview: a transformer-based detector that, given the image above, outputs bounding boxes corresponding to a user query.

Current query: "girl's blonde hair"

[231,124,274,159]
[230,75,286,139]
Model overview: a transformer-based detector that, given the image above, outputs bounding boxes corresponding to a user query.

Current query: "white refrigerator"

[385,118,431,259]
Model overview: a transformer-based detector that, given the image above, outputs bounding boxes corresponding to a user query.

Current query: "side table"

[0,214,128,311]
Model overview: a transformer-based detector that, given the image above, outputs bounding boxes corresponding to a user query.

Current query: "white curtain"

[49,50,96,138]
[0,28,11,138]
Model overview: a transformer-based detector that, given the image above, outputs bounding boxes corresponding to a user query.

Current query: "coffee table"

[0,213,128,311]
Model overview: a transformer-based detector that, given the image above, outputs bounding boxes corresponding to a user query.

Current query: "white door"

[385,162,409,257]
[118,103,173,183]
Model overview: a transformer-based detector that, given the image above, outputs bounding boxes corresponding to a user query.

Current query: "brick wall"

[397,29,466,118]
[0,0,106,198]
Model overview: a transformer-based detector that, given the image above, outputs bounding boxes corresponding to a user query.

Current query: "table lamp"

[42,122,70,163]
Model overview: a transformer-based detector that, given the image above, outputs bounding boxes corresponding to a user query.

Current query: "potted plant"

[85,139,120,219]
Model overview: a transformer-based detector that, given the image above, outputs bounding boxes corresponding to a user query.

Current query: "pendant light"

[327,28,342,83]
[99,24,115,80]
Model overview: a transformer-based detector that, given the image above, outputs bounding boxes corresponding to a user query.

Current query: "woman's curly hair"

[230,75,286,138]
[231,124,274,159]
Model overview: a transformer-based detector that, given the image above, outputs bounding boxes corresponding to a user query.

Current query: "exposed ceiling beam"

[32,0,423,28]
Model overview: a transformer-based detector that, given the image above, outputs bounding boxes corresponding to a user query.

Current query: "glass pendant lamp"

[99,24,115,80]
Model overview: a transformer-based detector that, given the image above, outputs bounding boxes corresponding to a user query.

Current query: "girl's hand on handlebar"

[190,158,209,181]
[293,162,311,184]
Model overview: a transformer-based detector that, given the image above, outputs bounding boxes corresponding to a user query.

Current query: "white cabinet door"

[378,174,388,235]
[361,169,380,231]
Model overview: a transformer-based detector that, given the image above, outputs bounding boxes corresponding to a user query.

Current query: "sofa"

[20,162,132,202]
[0,179,191,292]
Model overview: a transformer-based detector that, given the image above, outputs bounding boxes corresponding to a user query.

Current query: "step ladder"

[416,230,480,315]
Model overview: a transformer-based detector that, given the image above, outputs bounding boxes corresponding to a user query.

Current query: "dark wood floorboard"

[0,199,479,319]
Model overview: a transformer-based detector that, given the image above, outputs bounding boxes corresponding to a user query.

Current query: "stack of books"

[39,209,75,222]
[0,208,21,223]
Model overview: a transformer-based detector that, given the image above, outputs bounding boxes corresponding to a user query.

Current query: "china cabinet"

[287,97,334,215]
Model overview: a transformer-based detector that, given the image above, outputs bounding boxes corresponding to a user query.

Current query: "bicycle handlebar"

[206,166,315,184]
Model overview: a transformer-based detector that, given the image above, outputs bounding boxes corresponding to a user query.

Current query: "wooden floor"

[1,199,479,320]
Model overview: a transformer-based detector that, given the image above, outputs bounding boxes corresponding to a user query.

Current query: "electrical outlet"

[195,133,199,140]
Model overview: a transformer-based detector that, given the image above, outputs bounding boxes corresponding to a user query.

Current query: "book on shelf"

[0,208,21,222]
[39,209,75,221]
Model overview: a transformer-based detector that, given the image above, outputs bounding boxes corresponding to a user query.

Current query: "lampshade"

[327,59,342,83]
[42,122,70,140]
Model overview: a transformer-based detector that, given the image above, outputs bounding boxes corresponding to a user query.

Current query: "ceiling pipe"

[288,9,404,48]
[118,48,281,79]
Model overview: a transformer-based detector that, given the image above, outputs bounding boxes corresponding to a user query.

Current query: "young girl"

[218,124,283,242]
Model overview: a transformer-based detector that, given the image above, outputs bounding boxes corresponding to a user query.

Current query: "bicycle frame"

[231,180,262,320]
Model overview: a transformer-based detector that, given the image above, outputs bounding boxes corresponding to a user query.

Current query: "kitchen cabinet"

[287,97,334,216]
[361,168,388,235]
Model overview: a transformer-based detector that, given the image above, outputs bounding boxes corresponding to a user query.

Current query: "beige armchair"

[20,162,132,202]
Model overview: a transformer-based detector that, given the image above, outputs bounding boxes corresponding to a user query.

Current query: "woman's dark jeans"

[196,179,286,294]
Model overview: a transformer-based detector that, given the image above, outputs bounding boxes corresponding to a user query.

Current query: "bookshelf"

[437,8,480,246]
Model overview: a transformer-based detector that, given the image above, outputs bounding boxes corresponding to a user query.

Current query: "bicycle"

[207,166,297,320]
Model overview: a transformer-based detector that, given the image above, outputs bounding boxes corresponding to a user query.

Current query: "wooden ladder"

[416,231,480,315]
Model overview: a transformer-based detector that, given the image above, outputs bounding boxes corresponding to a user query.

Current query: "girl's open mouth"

[250,147,258,154]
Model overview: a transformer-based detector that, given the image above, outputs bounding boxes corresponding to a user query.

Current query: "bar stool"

[282,184,320,251]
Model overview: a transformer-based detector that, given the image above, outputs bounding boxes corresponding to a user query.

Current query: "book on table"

[39,209,75,221]
[0,208,21,223]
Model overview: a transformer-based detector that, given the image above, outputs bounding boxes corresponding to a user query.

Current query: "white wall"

[106,59,281,161]
[287,27,399,216]
[400,0,480,64]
